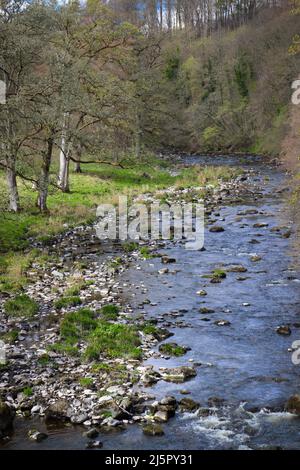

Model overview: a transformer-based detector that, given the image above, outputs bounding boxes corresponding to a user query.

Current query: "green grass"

[100,304,120,321]
[60,308,98,343]
[22,386,33,397]
[37,354,51,366]
[84,321,142,361]
[47,341,79,356]
[4,294,39,318]
[79,377,93,388]
[0,329,19,344]
[122,241,139,253]
[139,247,154,259]
[54,296,82,310]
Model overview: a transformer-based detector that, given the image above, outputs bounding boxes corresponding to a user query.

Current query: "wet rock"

[207,397,225,407]
[227,265,248,273]
[179,398,200,412]
[160,366,197,383]
[253,223,268,228]
[141,370,161,386]
[197,408,211,417]
[209,226,225,233]
[153,410,170,423]
[276,325,291,336]
[197,290,207,296]
[142,423,164,436]
[28,430,48,442]
[86,440,103,449]
[180,390,191,395]
[158,343,190,356]
[71,413,89,425]
[45,399,70,423]
[251,255,262,262]
[161,256,176,265]
[199,307,215,314]
[285,395,300,415]
[214,320,231,326]
[0,401,15,437]
[83,428,99,439]
[158,268,169,275]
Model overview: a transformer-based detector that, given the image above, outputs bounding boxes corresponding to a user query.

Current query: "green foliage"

[48,341,79,356]
[37,354,51,366]
[60,308,97,343]
[84,321,142,361]
[122,241,139,252]
[139,246,153,259]
[165,52,180,80]
[54,296,82,310]
[79,377,93,388]
[23,387,33,397]
[234,54,252,98]
[212,268,227,279]
[100,304,120,321]
[4,295,39,318]
[1,329,19,344]
[159,343,187,357]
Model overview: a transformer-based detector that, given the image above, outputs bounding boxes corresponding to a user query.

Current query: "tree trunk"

[37,137,53,213]
[58,112,71,192]
[74,143,82,173]
[6,160,20,212]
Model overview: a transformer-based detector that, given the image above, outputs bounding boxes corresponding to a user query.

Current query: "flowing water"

[2,155,300,450]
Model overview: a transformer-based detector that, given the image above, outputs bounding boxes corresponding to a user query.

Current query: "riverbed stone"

[276,325,291,336]
[209,226,225,233]
[0,401,15,437]
[159,366,197,383]
[285,395,300,414]
[45,399,70,423]
[142,423,164,436]
[28,430,48,442]
[179,398,200,412]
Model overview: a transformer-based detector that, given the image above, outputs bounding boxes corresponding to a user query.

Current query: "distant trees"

[109,0,289,36]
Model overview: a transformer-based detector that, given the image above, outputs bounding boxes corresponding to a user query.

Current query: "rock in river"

[209,226,225,233]
[45,399,70,423]
[0,401,15,437]
[285,395,300,415]
[142,423,164,436]
[276,325,291,336]
[179,398,200,412]
[159,366,197,383]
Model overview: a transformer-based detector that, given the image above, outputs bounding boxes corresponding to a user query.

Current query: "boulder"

[0,401,15,437]
[276,325,291,336]
[209,226,225,233]
[45,399,70,423]
[160,366,197,383]
[179,398,200,412]
[142,423,164,436]
[285,395,300,415]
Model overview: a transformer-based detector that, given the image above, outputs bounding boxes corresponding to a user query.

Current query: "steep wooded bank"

[152,7,300,154]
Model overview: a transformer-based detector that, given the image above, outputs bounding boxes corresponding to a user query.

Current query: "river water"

[2,155,300,450]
